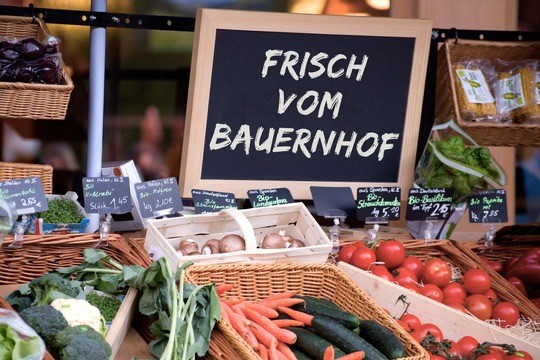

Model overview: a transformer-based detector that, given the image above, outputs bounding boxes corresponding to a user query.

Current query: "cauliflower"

[50,299,106,335]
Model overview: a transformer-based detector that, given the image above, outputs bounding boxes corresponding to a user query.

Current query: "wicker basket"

[185,262,429,360]
[0,16,73,120]
[435,39,540,146]
[0,161,53,194]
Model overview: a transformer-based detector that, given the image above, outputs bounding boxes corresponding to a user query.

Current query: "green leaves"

[37,198,84,224]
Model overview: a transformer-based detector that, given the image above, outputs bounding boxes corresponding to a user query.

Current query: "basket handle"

[219,208,258,251]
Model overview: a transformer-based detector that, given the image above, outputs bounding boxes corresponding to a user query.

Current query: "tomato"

[491,301,520,326]
[375,240,406,269]
[349,246,377,270]
[483,288,499,304]
[400,313,422,332]
[415,323,443,342]
[428,353,445,360]
[506,350,533,360]
[477,353,505,360]
[444,340,463,357]
[401,255,424,279]
[464,294,493,321]
[354,241,368,248]
[337,244,357,263]
[409,331,424,343]
[442,281,467,301]
[370,264,394,281]
[506,276,528,297]
[393,267,419,289]
[443,297,467,313]
[457,335,479,358]
[422,258,452,288]
[419,283,444,302]
[395,319,410,332]
[462,268,492,294]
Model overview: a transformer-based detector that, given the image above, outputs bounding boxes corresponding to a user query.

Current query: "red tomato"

[400,313,422,332]
[393,267,419,289]
[444,340,463,357]
[422,258,452,288]
[415,323,443,342]
[428,353,445,360]
[375,240,406,269]
[506,350,533,360]
[401,255,424,279]
[443,297,467,313]
[483,288,499,304]
[354,241,367,248]
[492,301,520,326]
[477,353,505,360]
[409,331,424,343]
[506,276,528,297]
[462,268,492,294]
[419,283,444,302]
[349,246,377,270]
[337,244,357,263]
[395,319,410,332]
[370,264,394,281]
[442,281,467,301]
[457,335,479,359]
[465,294,493,321]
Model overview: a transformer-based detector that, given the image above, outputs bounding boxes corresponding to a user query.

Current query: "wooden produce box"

[338,262,540,356]
[144,203,332,267]
[185,262,429,360]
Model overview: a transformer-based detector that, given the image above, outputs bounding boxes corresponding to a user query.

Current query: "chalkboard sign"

[247,188,293,208]
[0,177,48,215]
[310,186,356,218]
[179,9,432,200]
[406,188,453,221]
[135,177,184,219]
[82,177,131,214]
[192,189,237,214]
[468,189,508,224]
[357,187,401,221]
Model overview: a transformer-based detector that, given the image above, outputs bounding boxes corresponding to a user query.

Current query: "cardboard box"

[144,202,332,267]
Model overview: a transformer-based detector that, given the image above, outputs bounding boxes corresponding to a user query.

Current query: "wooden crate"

[185,262,429,360]
[144,203,332,267]
[338,262,540,356]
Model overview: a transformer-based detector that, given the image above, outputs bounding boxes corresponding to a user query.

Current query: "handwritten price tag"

[191,189,237,214]
[0,177,48,215]
[135,177,183,218]
[405,188,453,221]
[83,177,131,214]
[356,187,401,221]
[468,189,507,223]
[247,188,293,208]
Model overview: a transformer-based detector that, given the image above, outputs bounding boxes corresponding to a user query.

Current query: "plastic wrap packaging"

[0,308,46,360]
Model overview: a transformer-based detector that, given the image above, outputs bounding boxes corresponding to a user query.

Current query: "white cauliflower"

[50,298,106,335]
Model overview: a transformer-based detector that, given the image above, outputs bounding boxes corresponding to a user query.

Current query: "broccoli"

[18,305,69,344]
[86,291,122,322]
[28,272,81,306]
[53,325,111,360]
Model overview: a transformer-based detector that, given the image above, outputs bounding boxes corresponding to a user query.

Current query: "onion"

[201,239,221,255]
[219,234,245,253]
[261,233,286,249]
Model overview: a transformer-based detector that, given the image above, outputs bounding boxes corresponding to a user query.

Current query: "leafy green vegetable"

[37,198,84,224]
[86,292,122,322]
[0,322,45,360]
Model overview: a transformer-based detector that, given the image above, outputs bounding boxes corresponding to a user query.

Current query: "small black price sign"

[468,189,508,223]
[405,188,453,221]
[356,187,401,221]
[0,177,48,215]
[83,177,131,214]
[247,188,293,208]
[135,177,184,219]
[192,189,237,214]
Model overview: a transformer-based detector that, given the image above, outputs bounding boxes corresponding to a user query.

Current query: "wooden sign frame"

[179,8,433,200]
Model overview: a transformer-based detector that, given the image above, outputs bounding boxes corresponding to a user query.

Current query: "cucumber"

[311,315,389,360]
[287,326,347,360]
[293,295,360,329]
[291,347,315,360]
[293,295,342,309]
[358,319,405,359]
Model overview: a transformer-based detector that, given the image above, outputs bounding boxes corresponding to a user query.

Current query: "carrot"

[258,343,269,360]
[272,319,305,328]
[216,283,235,296]
[275,349,290,360]
[242,306,297,345]
[227,310,249,338]
[256,297,304,310]
[231,304,252,326]
[276,341,296,360]
[221,297,245,306]
[268,340,280,360]
[277,306,313,326]
[245,302,280,319]
[336,351,365,360]
[261,291,297,301]
[244,326,259,351]
[249,322,278,349]
[323,345,335,360]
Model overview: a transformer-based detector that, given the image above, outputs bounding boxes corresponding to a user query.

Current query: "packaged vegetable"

[0,308,46,360]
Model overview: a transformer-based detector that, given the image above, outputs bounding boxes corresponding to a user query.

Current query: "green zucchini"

[287,327,347,360]
[291,347,315,360]
[358,319,405,359]
[292,295,360,329]
[311,315,389,360]
[293,295,341,309]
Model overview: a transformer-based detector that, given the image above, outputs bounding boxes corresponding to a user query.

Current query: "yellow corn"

[510,68,536,123]
[453,64,497,122]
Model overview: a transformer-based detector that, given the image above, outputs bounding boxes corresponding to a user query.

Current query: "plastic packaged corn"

[494,59,539,123]
[452,59,498,122]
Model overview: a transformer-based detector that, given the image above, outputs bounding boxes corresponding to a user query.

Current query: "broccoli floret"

[53,326,111,360]
[29,272,81,306]
[19,305,69,344]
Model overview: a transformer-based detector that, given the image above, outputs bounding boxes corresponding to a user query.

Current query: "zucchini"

[287,327,347,360]
[293,295,360,329]
[291,347,315,360]
[311,315,389,360]
[293,295,341,309]
[358,319,405,359]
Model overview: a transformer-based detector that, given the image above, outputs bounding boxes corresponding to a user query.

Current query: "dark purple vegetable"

[17,37,45,61]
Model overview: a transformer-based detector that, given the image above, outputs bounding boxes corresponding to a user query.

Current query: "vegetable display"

[37,198,84,224]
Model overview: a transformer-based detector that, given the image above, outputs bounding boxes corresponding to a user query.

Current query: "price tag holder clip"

[423,216,439,244]
[97,213,112,247]
[10,214,30,249]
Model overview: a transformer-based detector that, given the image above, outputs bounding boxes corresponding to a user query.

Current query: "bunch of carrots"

[215,283,365,360]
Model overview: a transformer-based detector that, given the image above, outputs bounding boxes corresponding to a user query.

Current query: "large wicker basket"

[0,161,53,194]
[435,39,540,146]
[0,16,73,120]
[185,262,429,360]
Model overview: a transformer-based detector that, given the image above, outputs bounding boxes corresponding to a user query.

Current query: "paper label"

[456,69,494,104]
[496,73,525,112]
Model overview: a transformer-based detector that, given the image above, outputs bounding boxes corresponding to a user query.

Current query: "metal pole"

[86,0,107,233]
